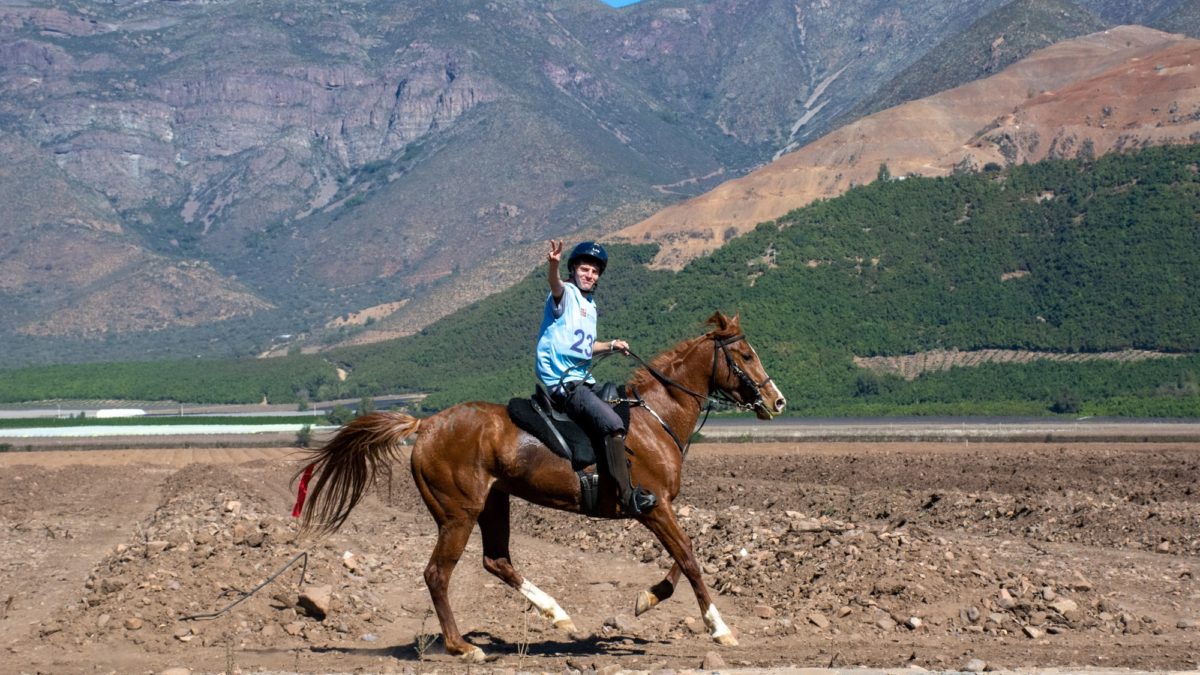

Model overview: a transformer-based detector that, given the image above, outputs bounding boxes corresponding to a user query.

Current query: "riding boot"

[603,433,657,515]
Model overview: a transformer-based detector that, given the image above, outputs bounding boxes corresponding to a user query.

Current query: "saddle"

[507,382,631,469]
[506,383,633,515]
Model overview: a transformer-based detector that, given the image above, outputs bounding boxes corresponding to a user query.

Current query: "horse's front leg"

[635,562,681,616]
[640,504,737,646]
[478,487,578,633]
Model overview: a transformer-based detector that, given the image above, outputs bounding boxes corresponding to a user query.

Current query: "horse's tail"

[293,411,422,538]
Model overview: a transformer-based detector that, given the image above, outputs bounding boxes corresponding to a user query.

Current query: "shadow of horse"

[305,629,660,662]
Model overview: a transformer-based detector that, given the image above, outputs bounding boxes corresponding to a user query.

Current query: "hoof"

[553,618,578,633]
[428,642,491,662]
[634,590,659,617]
[457,645,489,663]
[713,632,739,647]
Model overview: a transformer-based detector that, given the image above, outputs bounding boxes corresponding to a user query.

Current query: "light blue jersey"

[536,282,598,388]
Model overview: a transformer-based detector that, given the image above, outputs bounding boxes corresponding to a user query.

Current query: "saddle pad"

[506,386,632,471]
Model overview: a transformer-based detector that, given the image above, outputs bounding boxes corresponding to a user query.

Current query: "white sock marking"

[705,603,732,638]
[519,579,571,624]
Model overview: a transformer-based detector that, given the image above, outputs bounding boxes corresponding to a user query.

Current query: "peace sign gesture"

[546,240,566,299]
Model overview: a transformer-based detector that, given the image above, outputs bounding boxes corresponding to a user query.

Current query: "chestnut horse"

[296,312,786,661]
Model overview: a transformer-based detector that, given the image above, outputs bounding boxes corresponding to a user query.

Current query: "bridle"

[708,334,775,416]
[632,333,774,414]
[592,332,776,456]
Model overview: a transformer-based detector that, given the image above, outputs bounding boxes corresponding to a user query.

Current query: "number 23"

[570,330,594,357]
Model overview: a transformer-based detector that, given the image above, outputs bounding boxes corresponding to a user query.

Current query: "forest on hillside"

[3,144,1199,416]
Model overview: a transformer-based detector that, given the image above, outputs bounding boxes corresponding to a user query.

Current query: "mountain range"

[0,0,1197,366]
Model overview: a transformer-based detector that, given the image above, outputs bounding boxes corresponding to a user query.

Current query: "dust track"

[0,440,1197,673]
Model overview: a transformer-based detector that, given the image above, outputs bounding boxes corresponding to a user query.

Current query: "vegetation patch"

[0,415,328,430]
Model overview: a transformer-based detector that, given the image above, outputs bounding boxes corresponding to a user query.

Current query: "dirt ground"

[1,440,1197,674]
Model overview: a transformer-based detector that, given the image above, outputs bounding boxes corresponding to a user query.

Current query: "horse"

[295,311,787,661]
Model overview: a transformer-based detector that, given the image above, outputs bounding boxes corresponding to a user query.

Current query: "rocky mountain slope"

[825,0,1109,133]
[1,0,1196,364]
[0,0,1037,364]
[313,0,1200,350]
[613,26,1200,268]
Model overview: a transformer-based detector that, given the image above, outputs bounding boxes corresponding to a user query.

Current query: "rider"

[536,240,658,515]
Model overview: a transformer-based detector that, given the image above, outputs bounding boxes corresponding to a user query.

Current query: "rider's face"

[572,262,601,291]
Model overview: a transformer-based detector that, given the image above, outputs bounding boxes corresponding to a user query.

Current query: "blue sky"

[603,0,642,6]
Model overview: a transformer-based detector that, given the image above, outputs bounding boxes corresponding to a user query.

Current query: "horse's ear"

[706,311,740,334]
[706,311,729,331]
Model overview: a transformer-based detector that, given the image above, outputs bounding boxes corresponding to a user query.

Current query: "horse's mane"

[629,312,741,391]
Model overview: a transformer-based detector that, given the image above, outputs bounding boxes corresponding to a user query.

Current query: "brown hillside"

[17,260,273,338]
[854,348,1186,381]
[612,26,1200,269]
[0,136,273,338]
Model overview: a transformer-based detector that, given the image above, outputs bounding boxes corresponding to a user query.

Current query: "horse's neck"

[662,338,715,397]
[637,337,713,430]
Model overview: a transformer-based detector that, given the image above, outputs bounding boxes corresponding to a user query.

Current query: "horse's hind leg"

[423,516,487,661]
[635,562,682,616]
[478,487,577,632]
[642,506,737,646]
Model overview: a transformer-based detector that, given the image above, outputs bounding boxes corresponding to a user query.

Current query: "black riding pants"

[558,382,624,438]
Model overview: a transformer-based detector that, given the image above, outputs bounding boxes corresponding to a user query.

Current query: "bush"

[855,373,882,397]
[358,396,376,415]
[1154,372,1199,398]
[1050,389,1081,414]
[326,404,355,426]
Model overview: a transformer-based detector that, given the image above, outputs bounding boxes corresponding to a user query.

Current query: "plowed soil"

[1,441,1197,674]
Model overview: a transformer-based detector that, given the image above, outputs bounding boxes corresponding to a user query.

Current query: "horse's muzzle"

[756,391,786,420]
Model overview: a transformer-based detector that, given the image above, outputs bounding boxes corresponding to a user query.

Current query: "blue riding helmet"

[567,241,608,274]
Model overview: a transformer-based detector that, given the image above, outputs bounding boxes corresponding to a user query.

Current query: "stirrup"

[622,486,658,515]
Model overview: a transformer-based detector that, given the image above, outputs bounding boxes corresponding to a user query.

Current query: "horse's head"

[706,312,787,420]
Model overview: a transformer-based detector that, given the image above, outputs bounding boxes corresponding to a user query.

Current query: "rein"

[619,334,773,413]
[586,333,775,456]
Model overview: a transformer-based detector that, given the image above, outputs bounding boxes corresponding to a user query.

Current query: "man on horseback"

[536,240,658,515]
[299,299,785,659]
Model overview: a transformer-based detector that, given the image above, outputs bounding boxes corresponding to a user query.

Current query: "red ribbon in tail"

[292,463,315,518]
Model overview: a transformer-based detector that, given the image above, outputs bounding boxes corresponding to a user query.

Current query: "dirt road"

[0,441,1197,673]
